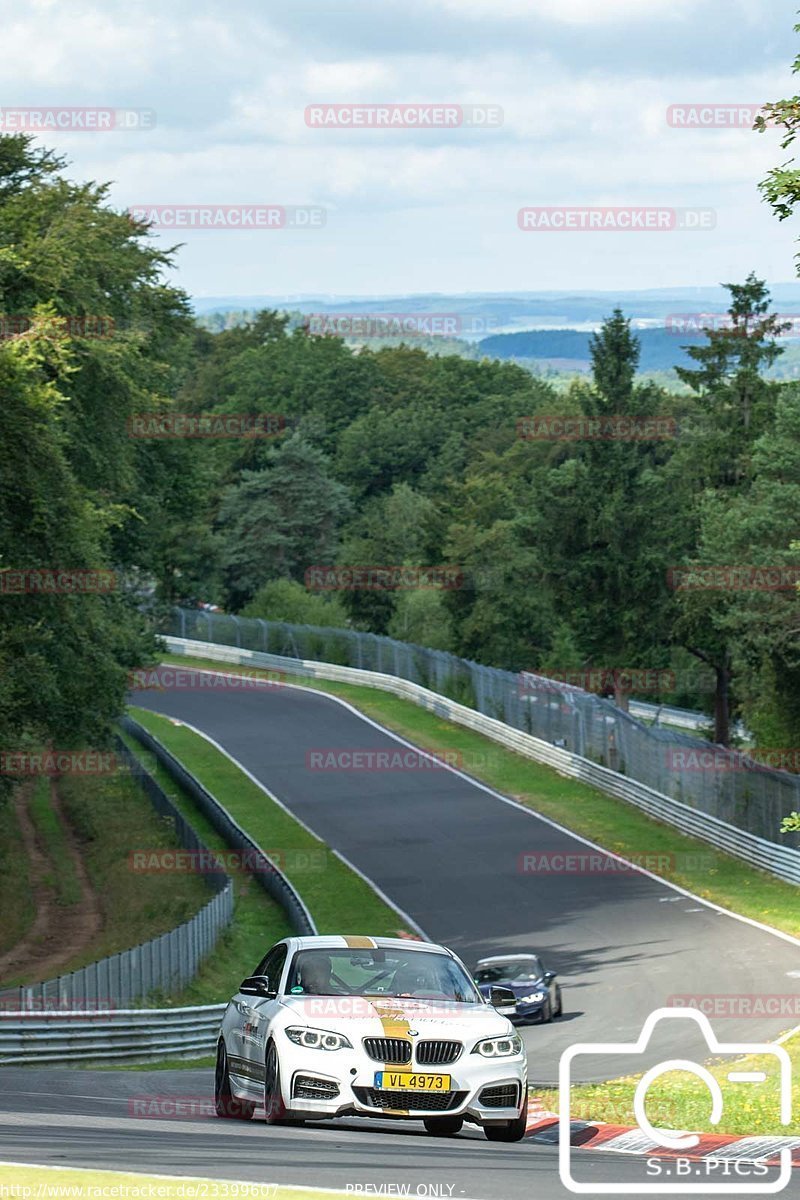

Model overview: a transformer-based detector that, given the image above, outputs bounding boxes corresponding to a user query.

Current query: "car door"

[538,958,558,1007]
[234,943,288,1087]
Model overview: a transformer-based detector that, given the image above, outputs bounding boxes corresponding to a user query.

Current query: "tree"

[690,392,800,749]
[0,324,151,763]
[518,315,682,709]
[241,578,350,628]
[216,434,352,610]
[671,276,786,743]
[757,24,800,265]
[588,308,640,404]
[387,591,454,650]
[0,133,194,768]
[336,484,445,633]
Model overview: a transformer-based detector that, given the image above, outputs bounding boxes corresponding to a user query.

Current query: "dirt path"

[0,779,102,985]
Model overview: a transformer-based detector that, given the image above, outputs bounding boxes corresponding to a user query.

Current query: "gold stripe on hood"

[343,935,376,949]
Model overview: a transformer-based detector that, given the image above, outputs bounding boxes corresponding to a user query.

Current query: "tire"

[484,1091,528,1143]
[423,1116,464,1136]
[263,1041,305,1126]
[215,1041,255,1120]
[553,987,563,1018]
[542,999,553,1024]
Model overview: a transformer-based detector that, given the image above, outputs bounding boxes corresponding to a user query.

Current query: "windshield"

[286,947,481,1003]
[475,958,542,984]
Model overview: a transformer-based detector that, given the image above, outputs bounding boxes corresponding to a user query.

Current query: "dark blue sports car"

[475,954,562,1024]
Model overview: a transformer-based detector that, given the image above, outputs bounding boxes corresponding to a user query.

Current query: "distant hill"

[191,284,800,339]
[476,327,712,372]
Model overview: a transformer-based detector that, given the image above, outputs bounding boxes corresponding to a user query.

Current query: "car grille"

[292,1074,340,1100]
[415,1039,462,1065]
[363,1037,412,1064]
[354,1087,465,1112]
[479,1083,520,1108]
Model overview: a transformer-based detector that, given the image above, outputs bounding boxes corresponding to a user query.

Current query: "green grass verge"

[126,707,412,941]
[536,1034,799,1138]
[28,776,81,906]
[98,1055,216,1071]
[0,787,34,955]
[158,652,800,941]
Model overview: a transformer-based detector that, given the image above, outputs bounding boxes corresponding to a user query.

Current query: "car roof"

[287,935,453,955]
[476,954,541,965]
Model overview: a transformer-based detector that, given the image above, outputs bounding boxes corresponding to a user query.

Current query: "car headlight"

[519,991,546,1004]
[285,1026,352,1051]
[472,1035,523,1058]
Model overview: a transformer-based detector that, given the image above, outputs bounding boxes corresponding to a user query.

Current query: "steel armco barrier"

[159,630,800,887]
[0,737,234,1018]
[0,724,317,1064]
[121,715,317,937]
[0,1004,226,1065]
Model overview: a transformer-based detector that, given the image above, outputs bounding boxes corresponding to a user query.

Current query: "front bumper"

[510,1003,547,1025]
[280,1044,527,1125]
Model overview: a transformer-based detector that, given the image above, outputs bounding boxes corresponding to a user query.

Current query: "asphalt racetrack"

[1,667,797,1198]
[128,669,799,1079]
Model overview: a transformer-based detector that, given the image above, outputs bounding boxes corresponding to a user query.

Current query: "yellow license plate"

[375,1071,451,1091]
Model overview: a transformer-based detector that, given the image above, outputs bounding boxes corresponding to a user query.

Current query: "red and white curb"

[525,1100,800,1166]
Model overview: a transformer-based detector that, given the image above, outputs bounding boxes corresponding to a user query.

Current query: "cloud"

[1,0,796,294]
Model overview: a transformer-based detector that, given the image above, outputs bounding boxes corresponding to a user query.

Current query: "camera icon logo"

[558,1007,793,1194]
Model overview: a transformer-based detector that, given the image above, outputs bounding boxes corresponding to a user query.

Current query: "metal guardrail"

[0,1004,226,1065]
[121,716,317,937]
[167,608,800,852]
[630,699,749,740]
[161,634,800,887]
[0,725,317,1064]
[0,738,234,1015]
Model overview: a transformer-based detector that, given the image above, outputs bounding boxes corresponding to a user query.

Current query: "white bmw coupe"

[215,934,528,1141]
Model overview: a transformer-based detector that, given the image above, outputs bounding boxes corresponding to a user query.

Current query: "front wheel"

[264,1041,304,1125]
[215,1041,254,1120]
[553,986,563,1018]
[484,1092,528,1143]
[423,1116,463,1136]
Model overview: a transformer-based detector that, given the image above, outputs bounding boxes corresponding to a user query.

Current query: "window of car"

[284,947,481,1002]
[253,942,288,992]
[475,957,543,984]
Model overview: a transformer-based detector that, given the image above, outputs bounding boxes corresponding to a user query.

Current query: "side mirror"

[543,970,556,984]
[489,985,517,1012]
[239,975,274,998]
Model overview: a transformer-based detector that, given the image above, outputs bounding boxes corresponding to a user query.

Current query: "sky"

[3,0,800,299]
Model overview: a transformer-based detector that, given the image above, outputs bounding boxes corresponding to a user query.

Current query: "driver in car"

[297,952,346,996]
